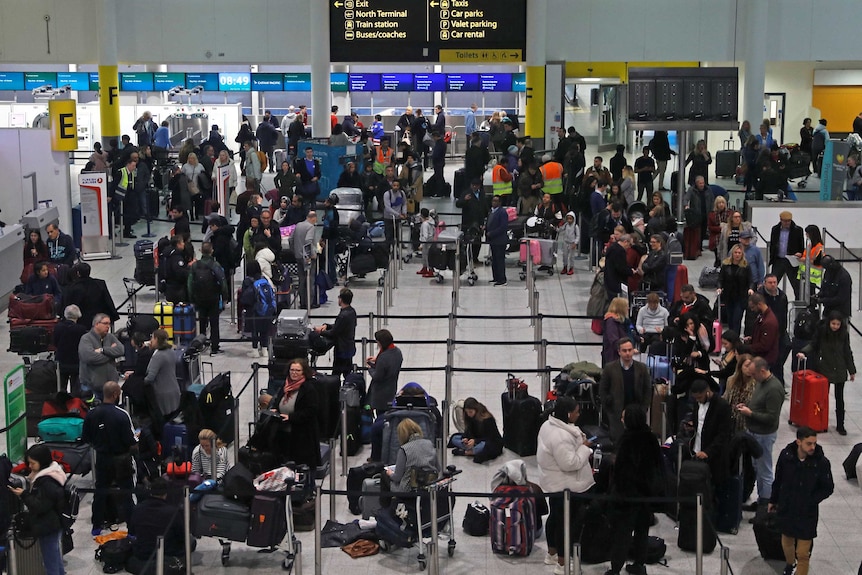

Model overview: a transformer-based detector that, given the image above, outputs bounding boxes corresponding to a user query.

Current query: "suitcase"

[501,390,542,457]
[342,405,362,456]
[271,335,310,361]
[147,188,160,218]
[134,239,156,286]
[359,476,383,520]
[223,463,256,505]
[519,239,542,265]
[676,460,716,552]
[316,443,331,479]
[192,493,251,542]
[650,381,670,440]
[8,293,55,321]
[347,461,385,515]
[9,321,56,354]
[789,364,829,432]
[454,168,468,197]
[154,301,174,339]
[26,394,53,437]
[843,443,862,479]
[172,303,196,345]
[350,252,376,275]
[580,424,614,453]
[163,421,195,460]
[682,227,701,260]
[9,527,45,575]
[666,264,688,303]
[579,501,614,564]
[247,493,288,548]
[37,417,84,442]
[42,441,92,475]
[315,374,342,440]
[489,484,536,556]
[752,506,785,561]
[715,141,737,178]
[714,470,744,534]
[712,294,723,353]
[275,309,309,338]
[238,445,282,476]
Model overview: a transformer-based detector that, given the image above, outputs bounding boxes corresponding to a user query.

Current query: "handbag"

[462,501,490,536]
[422,132,433,147]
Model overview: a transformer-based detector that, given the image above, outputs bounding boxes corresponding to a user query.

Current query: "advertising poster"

[78,172,111,260]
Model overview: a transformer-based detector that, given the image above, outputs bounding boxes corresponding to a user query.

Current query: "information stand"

[78,172,112,260]
[3,365,27,464]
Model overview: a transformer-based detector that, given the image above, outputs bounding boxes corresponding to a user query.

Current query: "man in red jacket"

[745,293,780,368]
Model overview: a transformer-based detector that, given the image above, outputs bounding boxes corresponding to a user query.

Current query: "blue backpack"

[253,278,276,317]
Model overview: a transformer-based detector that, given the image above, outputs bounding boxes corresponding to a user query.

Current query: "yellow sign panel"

[439,49,523,63]
[48,100,77,152]
[98,65,120,138]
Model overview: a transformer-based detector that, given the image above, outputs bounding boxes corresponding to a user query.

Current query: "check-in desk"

[0,224,25,303]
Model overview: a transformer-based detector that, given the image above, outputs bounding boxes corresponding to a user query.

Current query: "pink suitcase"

[712,293,723,353]
[519,239,541,265]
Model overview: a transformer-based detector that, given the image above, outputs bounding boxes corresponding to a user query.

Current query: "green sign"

[4,365,27,464]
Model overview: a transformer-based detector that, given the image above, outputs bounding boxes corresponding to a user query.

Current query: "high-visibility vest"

[539,162,564,195]
[798,243,824,286]
[373,146,393,175]
[492,164,512,195]
[115,167,133,199]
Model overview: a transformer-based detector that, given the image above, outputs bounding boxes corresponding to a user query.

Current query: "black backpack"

[794,308,820,340]
[226,237,243,270]
[95,537,131,574]
[191,262,221,307]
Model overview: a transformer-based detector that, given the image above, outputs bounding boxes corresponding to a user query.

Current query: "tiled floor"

[1,163,858,575]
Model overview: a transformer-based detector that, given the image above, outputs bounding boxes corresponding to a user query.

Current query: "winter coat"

[600,361,652,444]
[611,425,665,499]
[462,415,503,464]
[144,348,182,417]
[602,316,631,365]
[770,442,834,540]
[367,346,403,412]
[803,325,856,384]
[707,209,731,251]
[718,261,752,302]
[718,221,752,261]
[536,416,595,493]
[20,462,66,537]
[641,248,668,290]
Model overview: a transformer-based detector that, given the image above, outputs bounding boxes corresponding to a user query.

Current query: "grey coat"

[292,219,317,262]
[78,329,124,392]
[144,348,182,417]
[367,346,404,412]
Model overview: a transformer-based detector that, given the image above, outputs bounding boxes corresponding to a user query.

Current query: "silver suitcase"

[9,528,44,575]
[275,309,309,338]
[360,476,383,520]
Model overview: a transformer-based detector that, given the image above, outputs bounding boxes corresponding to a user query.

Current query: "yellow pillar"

[524,66,545,140]
[98,64,120,145]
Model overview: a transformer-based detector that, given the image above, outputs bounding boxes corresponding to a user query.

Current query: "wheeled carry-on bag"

[172,303,197,345]
[752,506,785,561]
[789,359,829,432]
[500,374,542,457]
[246,493,288,548]
[715,140,738,177]
[347,461,385,515]
[677,460,716,553]
[489,484,536,556]
[714,456,744,534]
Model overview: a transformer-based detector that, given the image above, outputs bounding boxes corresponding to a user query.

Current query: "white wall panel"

[766,0,812,62]
[0,0,93,63]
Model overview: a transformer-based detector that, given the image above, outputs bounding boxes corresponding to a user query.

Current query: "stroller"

[374,465,461,570]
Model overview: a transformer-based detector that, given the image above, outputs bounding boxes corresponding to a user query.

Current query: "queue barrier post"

[563,489,571,575]
[696,493,704,575]
[427,489,440,575]
[183,486,192,575]
[209,436,219,483]
[314,485,323,575]
[340,399,349,476]
[155,536,165,575]
[329,437,337,520]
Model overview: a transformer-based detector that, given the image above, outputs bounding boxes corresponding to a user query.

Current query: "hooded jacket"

[21,461,66,537]
[770,441,834,539]
[557,212,580,245]
[536,416,595,493]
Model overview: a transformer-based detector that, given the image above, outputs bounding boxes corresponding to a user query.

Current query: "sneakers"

[248,349,261,359]
[544,553,558,566]
[782,564,795,575]
[625,564,647,575]
[567,268,574,275]
[561,267,568,275]
[91,526,102,537]
[259,347,268,358]
[494,282,508,287]
[554,562,576,575]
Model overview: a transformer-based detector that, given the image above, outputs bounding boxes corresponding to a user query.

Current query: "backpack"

[270,262,285,286]
[226,236,242,270]
[253,278,276,317]
[191,262,221,307]
[257,150,268,172]
[95,538,131,574]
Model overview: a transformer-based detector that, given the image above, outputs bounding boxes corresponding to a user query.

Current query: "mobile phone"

[588,435,598,443]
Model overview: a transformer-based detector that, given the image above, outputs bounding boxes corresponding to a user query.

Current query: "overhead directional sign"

[330,0,526,63]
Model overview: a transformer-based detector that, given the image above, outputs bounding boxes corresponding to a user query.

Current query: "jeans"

[749,430,777,500]
[39,531,65,575]
[727,300,745,335]
[449,433,486,455]
[250,314,271,350]
[782,535,813,575]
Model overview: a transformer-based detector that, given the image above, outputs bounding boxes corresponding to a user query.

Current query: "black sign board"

[330,0,526,63]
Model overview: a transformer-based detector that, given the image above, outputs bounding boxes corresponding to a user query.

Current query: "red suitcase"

[789,363,829,433]
[683,227,701,260]
[8,293,55,321]
[667,264,688,303]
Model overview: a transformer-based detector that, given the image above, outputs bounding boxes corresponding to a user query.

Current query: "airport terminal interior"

[2,0,862,574]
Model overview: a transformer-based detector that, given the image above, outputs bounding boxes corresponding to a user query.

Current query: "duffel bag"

[37,417,84,442]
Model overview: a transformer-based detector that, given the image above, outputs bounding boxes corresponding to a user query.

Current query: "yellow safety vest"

[798,244,824,286]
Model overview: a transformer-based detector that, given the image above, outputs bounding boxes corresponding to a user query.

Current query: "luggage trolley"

[428,228,476,285]
[375,466,462,570]
[193,467,308,569]
[518,217,557,280]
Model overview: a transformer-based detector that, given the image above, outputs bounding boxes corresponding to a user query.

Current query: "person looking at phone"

[536,397,596,574]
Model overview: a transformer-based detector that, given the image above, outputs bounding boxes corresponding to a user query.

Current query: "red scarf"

[283,376,305,397]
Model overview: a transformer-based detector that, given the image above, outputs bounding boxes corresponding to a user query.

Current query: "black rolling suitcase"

[715,140,737,178]
[271,335,310,361]
[500,374,542,456]
[192,493,251,541]
[247,493,288,548]
[676,460,716,552]
[752,506,785,561]
[198,373,235,444]
[134,240,156,286]
[315,374,341,440]
[714,459,744,534]
[342,405,362,456]
[25,359,59,437]
[454,168,468,197]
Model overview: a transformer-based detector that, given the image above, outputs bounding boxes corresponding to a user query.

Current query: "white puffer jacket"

[536,415,595,493]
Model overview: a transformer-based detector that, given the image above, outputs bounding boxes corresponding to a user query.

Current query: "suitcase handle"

[723,139,735,150]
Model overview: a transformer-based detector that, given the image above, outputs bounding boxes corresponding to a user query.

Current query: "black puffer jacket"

[718,262,752,302]
[770,441,834,540]
[20,462,66,537]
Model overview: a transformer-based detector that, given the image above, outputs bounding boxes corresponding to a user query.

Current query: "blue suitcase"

[172,303,196,345]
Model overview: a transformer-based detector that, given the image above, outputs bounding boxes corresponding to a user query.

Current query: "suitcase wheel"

[418,555,426,570]
[435,274,443,284]
[378,276,385,287]
[221,541,231,565]
[448,540,456,557]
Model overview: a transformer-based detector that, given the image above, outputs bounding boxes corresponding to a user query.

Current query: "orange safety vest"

[373,146,393,174]
[539,162,564,195]
[492,164,512,195]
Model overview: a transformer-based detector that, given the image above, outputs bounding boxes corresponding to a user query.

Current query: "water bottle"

[593,445,603,473]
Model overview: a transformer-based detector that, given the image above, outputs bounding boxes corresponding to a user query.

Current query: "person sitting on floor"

[449,397,503,463]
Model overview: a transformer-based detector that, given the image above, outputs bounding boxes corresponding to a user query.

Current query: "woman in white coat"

[536,397,596,575]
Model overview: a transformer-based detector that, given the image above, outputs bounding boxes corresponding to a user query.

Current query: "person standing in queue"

[366,329,403,418]
[315,288,357,377]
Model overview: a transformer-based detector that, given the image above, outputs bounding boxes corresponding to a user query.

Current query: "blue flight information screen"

[120,73,154,91]
[0,72,24,90]
[413,73,445,92]
[348,74,381,92]
[56,72,90,91]
[251,73,284,91]
[479,73,512,92]
[218,72,251,91]
[283,73,311,91]
[25,72,57,90]
[153,72,185,90]
[381,73,412,91]
[446,73,479,92]
[512,73,526,92]
[185,73,219,91]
